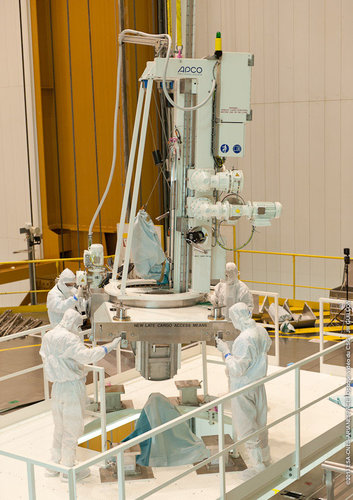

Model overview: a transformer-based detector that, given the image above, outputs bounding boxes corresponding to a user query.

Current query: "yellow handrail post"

[237,251,240,272]
[292,255,296,300]
[56,260,59,277]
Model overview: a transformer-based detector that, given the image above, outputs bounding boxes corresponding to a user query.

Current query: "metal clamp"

[208,304,225,321]
[113,302,131,322]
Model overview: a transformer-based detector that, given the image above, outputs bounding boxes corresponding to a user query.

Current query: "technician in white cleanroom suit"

[46,268,79,326]
[210,262,253,319]
[216,302,272,479]
[40,309,120,480]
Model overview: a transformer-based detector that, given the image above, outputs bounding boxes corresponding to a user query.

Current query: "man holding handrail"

[40,309,120,481]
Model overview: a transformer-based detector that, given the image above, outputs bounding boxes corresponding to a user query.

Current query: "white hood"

[59,309,83,334]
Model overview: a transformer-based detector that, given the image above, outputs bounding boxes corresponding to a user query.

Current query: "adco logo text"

[178,66,203,74]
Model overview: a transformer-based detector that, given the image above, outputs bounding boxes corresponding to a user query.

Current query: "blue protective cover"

[122,393,209,467]
[122,409,152,466]
[131,210,167,282]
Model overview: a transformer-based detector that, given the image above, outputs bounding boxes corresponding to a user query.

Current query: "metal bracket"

[121,332,128,349]
[246,109,253,121]
[248,54,255,66]
[176,217,189,233]
[282,466,295,480]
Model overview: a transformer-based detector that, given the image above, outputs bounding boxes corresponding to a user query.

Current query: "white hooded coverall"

[218,302,272,472]
[212,263,253,319]
[47,268,78,327]
[40,309,119,467]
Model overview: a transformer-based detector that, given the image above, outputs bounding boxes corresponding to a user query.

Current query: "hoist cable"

[49,0,64,256]
[66,0,81,263]
[87,0,102,243]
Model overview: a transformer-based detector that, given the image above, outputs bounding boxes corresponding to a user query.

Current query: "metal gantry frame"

[0,339,351,500]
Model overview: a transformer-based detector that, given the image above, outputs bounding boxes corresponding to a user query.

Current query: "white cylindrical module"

[89,243,104,267]
[229,201,282,226]
[187,197,231,220]
[188,169,244,193]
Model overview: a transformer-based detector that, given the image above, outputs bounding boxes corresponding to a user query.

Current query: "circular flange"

[207,314,225,321]
[104,280,206,309]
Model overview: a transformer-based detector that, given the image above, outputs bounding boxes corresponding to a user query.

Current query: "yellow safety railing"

[0,255,115,300]
[236,249,343,299]
[0,251,344,304]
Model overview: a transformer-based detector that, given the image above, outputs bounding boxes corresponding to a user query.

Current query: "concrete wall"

[195,0,352,300]
[0,0,41,306]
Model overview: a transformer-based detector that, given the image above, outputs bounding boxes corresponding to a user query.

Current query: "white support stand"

[251,290,280,366]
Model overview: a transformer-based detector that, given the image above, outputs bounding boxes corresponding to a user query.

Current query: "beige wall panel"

[323,100,341,290]
[294,102,310,299]
[341,0,353,100]
[340,100,353,250]
[221,0,236,51]
[308,101,325,299]
[0,0,23,88]
[293,0,309,102]
[194,0,209,56]
[1,87,31,240]
[264,103,281,293]
[206,0,221,48]
[249,0,264,105]
[234,0,250,52]
[309,0,325,101]
[278,0,294,103]
[249,104,267,284]
[324,0,341,101]
[278,102,295,297]
[263,0,279,104]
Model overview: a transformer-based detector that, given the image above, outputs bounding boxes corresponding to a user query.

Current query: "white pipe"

[161,36,217,111]
[91,28,216,247]
[111,84,145,281]
[320,298,324,373]
[201,341,208,401]
[27,463,36,500]
[98,367,107,454]
[88,44,123,244]
[218,403,226,497]
[90,29,169,246]
[274,293,279,365]
[120,80,153,295]
[117,452,126,499]
[41,329,50,400]
[294,367,301,479]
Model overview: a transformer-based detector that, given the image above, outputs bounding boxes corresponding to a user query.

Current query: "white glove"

[77,297,87,314]
[216,338,230,356]
[105,337,121,353]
